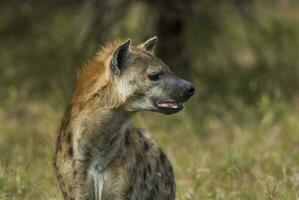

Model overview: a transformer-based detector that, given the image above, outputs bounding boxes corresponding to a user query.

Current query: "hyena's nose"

[185,83,195,96]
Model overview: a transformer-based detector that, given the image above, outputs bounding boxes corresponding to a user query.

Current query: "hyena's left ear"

[111,39,131,75]
[138,36,158,54]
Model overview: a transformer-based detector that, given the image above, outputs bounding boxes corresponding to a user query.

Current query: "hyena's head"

[111,37,195,114]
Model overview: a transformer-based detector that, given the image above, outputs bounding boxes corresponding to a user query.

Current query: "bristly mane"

[72,40,127,110]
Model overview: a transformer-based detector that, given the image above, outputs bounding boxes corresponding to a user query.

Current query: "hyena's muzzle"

[152,72,195,114]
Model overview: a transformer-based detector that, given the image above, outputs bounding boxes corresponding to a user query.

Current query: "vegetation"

[1,0,299,199]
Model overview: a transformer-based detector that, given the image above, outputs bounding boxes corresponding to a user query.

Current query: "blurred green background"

[1,0,299,199]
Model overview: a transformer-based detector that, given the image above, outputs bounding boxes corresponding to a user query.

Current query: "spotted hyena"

[54,37,195,200]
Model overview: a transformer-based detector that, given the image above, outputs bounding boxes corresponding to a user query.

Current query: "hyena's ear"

[138,36,158,54]
[111,39,131,75]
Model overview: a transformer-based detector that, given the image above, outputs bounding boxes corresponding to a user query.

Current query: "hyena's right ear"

[111,39,131,75]
[138,36,158,54]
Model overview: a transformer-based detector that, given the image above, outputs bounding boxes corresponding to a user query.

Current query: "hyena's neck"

[70,104,133,169]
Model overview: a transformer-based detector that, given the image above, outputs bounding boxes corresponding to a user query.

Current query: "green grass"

[1,97,299,199]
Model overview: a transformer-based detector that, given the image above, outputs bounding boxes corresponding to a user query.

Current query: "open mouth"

[153,99,183,114]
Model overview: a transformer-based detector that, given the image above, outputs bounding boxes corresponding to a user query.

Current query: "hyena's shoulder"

[118,126,176,199]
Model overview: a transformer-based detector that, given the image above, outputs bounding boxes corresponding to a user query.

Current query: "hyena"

[54,37,195,200]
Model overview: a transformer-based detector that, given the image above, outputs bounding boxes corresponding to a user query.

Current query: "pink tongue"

[158,102,178,109]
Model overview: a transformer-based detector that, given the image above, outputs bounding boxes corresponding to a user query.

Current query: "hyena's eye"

[148,71,164,81]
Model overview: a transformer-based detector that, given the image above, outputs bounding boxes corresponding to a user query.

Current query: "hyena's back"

[55,125,175,200]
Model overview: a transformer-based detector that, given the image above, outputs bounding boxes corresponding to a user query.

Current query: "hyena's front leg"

[71,163,98,200]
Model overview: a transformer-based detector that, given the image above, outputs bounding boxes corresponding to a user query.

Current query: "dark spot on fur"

[60,120,69,132]
[91,92,100,99]
[160,151,166,163]
[171,183,175,193]
[109,135,118,146]
[137,129,143,137]
[155,183,159,191]
[81,170,88,181]
[126,184,134,198]
[129,79,137,85]
[147,164,152,174]
[57,143,62,152]
[125,132,130,147]
[57,174,62,181]
[143,168,147,181]
[60,104,72,130]
[61,190,68,199]
[66,132,72,144]
[61,181,66,187]
[73,170,78,177]
[136,153,143,163]
[68,146,73,158]
[84,150,92,160]
[144,141,149,151]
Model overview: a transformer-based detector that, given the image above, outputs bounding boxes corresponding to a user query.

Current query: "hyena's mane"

[72,40,127,110]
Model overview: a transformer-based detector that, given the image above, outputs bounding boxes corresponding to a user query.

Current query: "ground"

[1,96,299,200]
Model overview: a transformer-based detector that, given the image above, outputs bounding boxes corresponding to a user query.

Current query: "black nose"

[185,83,195,96]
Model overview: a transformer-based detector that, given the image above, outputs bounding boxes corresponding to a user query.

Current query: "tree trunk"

[145,0,194,78]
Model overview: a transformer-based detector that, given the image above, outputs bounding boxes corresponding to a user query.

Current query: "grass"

[1,95,299,199]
